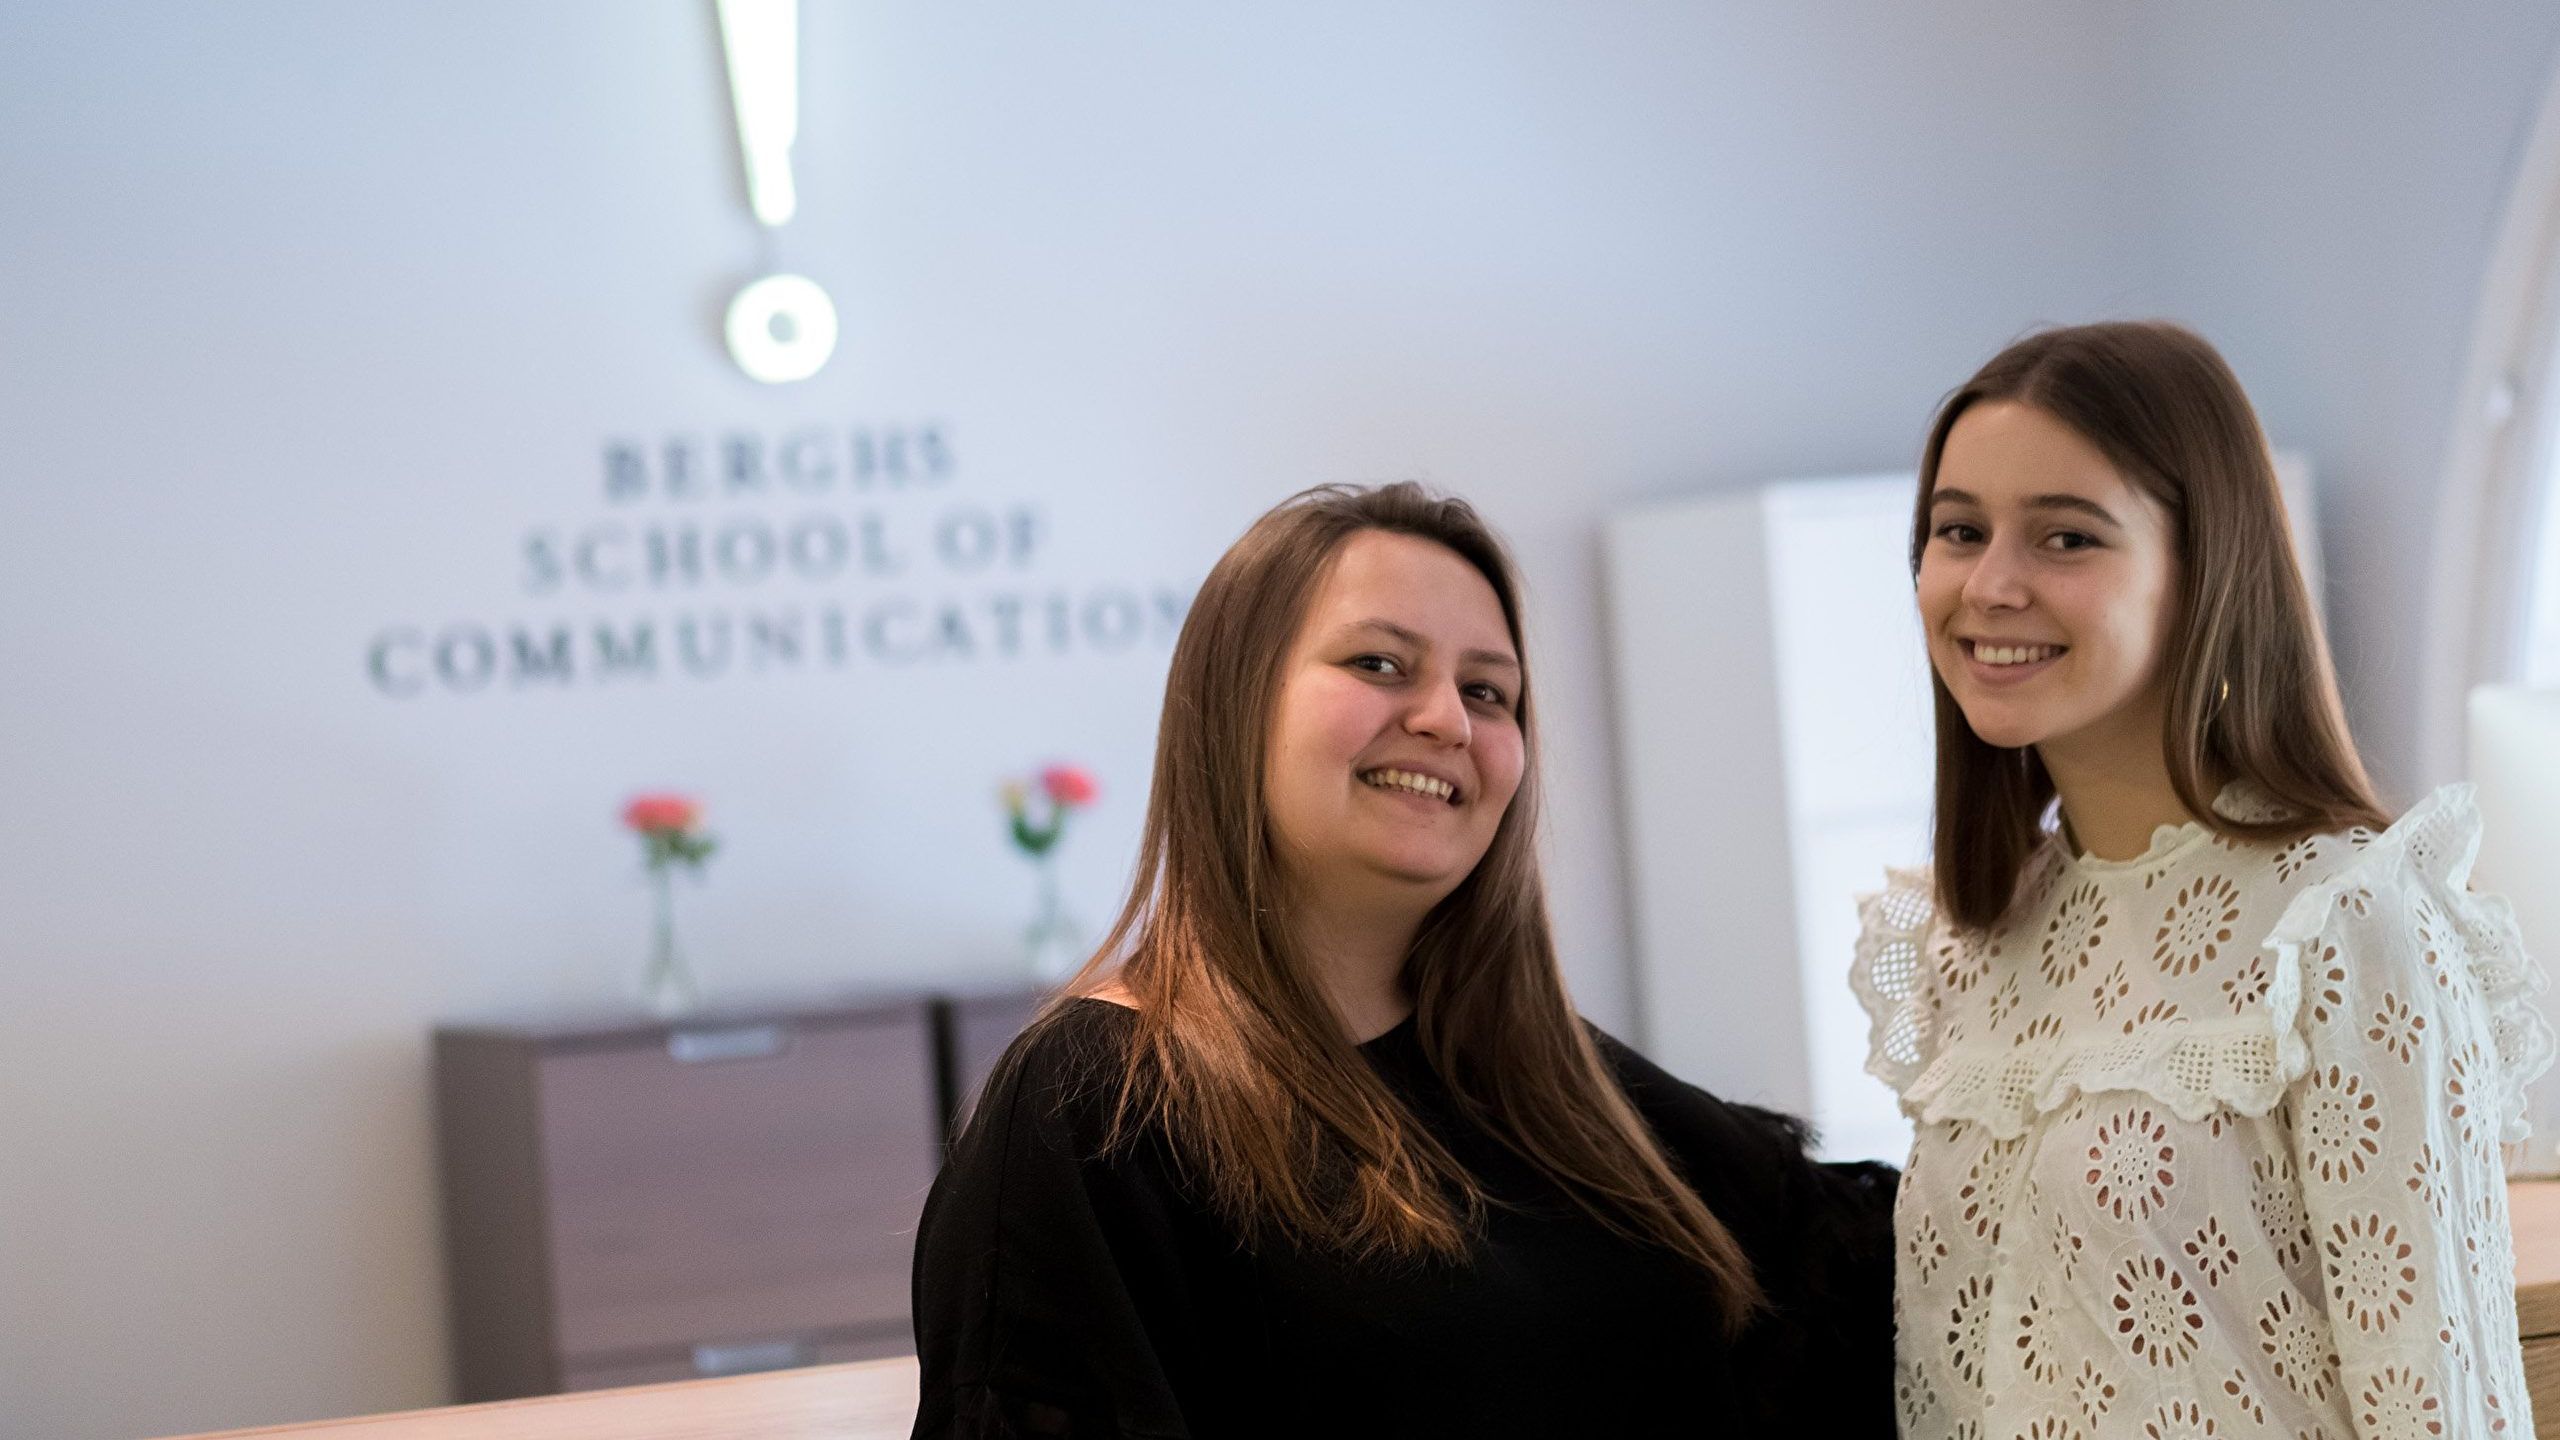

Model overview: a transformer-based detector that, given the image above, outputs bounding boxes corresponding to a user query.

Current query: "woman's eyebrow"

[2024,493,2123,527]
[1928,487,2122,528]
[1342,618,1520,672]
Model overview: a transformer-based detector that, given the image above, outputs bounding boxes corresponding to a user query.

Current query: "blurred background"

[7,3,2560,1436]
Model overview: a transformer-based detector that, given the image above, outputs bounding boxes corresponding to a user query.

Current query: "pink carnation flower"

[623,793,702,834]
[1040,765,1099,808]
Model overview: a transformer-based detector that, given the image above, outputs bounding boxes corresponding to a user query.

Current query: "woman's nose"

[1405,679,1472,746]
[1960,540,2033,612]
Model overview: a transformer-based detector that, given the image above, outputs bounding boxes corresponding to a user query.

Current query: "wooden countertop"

[2517,1178,2560,1337]
[161,1357,918,1440]
[151,1181,2560,1438]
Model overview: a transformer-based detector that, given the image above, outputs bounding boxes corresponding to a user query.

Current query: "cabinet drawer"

[535,1010,940,1360]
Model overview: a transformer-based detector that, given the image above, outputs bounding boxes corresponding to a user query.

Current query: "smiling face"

[1262,529,1526,915]
[1916,400,2183,765]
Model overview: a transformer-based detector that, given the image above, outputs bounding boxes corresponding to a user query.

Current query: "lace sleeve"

[2269,784,2554,1434]
[1850,866,1940,1101]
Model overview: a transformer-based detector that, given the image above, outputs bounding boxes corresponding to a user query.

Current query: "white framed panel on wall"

[1604,473,1929,1161]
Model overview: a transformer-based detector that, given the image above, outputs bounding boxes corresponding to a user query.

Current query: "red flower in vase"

[623,793,703,835]
[1003,764,1100,858]
[623,792,716,871]
[1040,765,1100,809]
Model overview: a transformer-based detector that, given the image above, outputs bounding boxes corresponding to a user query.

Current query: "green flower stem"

[649,865,675,976]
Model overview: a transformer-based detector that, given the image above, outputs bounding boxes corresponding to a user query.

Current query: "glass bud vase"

[1023,850,1083,984]
[640,865,701,1018]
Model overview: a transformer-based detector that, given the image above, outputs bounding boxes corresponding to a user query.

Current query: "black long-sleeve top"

[910,999,1896,1438]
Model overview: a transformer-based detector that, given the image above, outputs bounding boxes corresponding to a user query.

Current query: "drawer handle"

[690,1337,814,1376]
[666,1024,790,1063]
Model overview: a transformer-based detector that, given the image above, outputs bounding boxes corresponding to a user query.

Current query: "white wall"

[0,4,2156,1434]
[2118,1,2560,795]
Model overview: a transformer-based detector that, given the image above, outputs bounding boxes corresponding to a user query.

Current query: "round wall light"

[723,272,838,384]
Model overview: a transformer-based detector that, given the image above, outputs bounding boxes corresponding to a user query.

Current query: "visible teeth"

[1362,768,1455,803]
[1977,644,2062,666]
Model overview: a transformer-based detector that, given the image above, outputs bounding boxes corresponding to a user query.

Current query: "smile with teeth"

[1967,641,2066,667]
[1360,768,1460,805]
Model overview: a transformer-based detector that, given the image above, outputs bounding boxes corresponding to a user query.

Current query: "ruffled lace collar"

[2057,780,2277,875]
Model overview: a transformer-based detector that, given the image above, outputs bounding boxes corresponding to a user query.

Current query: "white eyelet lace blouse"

[1851,785,2557,1440]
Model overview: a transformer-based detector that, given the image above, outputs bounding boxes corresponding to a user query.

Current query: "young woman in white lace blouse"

[1852,321,2557,1440]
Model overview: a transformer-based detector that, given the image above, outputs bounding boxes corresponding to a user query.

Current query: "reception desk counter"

[166,1357,920,1440]
[2515,1180,2560,1419]
[161,1181,2560,1439]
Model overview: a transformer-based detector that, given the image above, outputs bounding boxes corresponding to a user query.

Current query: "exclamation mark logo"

[716,0,838,383]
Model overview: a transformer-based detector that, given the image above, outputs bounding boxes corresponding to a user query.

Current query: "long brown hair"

[1056,481,1763,1330]
[1913,321,2391,931]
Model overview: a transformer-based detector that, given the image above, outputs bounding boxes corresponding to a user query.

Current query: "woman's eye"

[1348,654,1404,676]
[1933,522,1984,545]
[1464,682,1509,707]
[2044,531,2098,552]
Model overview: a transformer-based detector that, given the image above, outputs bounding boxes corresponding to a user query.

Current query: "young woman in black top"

[910,483,1896,1438]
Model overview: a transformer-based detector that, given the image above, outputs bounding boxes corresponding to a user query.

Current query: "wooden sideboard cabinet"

[936,986,1048,1135]
[433,994,979,1402]
[2515,1181,2560,1421]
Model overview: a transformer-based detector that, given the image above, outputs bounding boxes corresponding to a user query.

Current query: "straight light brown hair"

[1055,481,1763,1331]
[1913,321,2392,931]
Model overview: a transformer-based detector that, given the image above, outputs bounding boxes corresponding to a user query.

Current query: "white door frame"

[2419,57,2560,780]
